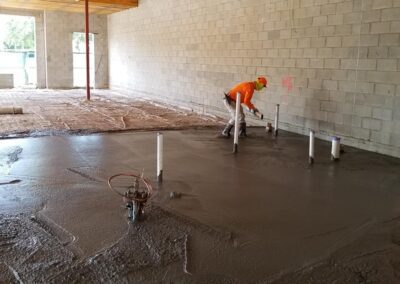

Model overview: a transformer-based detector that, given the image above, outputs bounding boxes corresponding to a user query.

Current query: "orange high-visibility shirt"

[227,81,256,110]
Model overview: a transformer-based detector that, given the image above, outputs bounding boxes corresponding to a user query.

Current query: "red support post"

[85,0,90,100]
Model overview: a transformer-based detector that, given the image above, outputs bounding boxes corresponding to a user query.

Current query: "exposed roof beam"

[83,0,138,7]
[0,0,138,14]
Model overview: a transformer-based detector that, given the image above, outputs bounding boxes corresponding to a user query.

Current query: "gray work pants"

[223,96,245,126]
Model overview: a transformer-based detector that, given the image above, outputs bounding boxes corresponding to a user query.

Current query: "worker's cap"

[257,77,267,87]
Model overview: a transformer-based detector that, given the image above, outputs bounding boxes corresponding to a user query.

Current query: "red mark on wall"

[282,75,293,92]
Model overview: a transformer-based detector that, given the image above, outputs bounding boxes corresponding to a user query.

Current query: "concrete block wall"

[108,0,400,158]
[45,11,108,89]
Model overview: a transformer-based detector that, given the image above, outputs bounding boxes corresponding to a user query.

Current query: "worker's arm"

[244,92,264,120]
[243,92,255,110]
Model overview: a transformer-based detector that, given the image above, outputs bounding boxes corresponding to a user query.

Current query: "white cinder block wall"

[108,0,400,158]
[45,11,108,89]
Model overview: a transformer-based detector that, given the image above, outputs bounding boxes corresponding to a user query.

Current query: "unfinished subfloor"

[0,89,222,138]
[1,128,400,283]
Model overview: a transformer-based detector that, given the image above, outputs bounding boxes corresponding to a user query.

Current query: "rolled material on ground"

[0,107,23,115]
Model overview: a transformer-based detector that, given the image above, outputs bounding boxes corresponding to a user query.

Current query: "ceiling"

[0,0,138,15]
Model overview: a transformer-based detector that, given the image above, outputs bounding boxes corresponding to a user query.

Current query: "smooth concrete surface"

[1,129,400,282]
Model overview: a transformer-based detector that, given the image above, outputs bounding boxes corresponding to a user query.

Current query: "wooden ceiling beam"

[83,0,138,7]
[0,0,137,14]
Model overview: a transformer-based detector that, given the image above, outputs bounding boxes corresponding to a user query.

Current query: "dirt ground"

[0,89,223,138]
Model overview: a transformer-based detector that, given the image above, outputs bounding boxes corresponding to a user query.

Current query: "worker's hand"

[251,108,259,115]
[251,108,263,120]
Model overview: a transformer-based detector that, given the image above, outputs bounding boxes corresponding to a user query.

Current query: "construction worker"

[221,77,267,137]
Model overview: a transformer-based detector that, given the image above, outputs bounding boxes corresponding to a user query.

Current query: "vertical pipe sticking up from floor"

[331,136,340,161]
[309,130,315,164]
[43,11,49,89]
[157,133,163,182]
[233,92,241,154]
[85,0,91,101]
[274,104,280,136]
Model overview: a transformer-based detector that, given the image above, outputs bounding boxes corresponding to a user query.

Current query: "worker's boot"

[221,124,233,138]
[239,122,247,137]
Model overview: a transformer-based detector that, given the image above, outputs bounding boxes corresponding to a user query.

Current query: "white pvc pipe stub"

[233,92,241,154]
[309,130,315,164]
[274,104,280,137]
[331,136,340,161]
[157,132,163,182]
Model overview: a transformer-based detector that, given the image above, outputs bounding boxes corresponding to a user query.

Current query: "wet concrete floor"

[1,128,400,283]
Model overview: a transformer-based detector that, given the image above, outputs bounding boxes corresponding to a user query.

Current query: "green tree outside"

[2,17,35,50]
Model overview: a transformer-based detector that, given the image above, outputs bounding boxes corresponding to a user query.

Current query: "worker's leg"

[222,96,235,137]
[239,106,245,123]
[223,96,236,125]
[239,107,247,137]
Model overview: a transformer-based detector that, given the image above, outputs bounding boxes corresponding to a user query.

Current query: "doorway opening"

[0,14,37,87]
[72,32,95,88]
